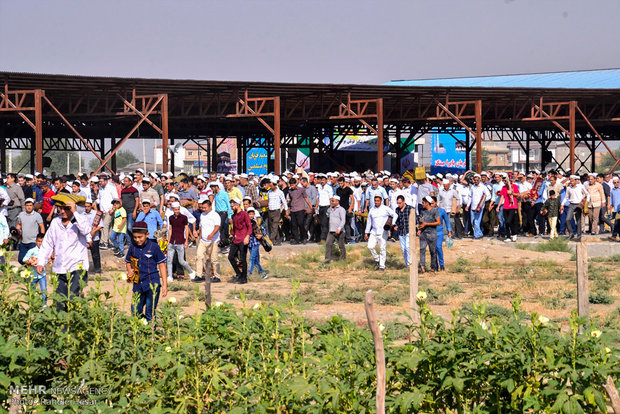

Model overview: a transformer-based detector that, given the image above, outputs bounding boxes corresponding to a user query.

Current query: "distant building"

[153,145,185,173]
[183,144,210,174]
[483,144,511,170]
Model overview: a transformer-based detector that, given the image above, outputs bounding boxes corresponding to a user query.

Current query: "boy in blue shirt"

[23,233,47,305]
[125,221,168,322]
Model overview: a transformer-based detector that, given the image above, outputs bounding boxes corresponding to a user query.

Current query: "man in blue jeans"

[16,198,45,264]
[467,174,490,239]
[393,195,413,267]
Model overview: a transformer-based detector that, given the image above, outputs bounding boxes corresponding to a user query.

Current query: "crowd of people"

[1,166,619,321]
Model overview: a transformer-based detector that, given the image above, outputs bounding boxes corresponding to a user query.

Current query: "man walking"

[561,175,589,241]
[37,200,91,312]
[467,174,490,239]
[16,198,45,264]
[97,174,115,249]
[211,181,232,248]
[325,195,346,262]
[167,201,196,282]
[228,197,252,284]
[393,195,414,267]
[364,195,396,272]
[316,174,333,242]
[195,199,222,283]
[6,173,25,230]
[288,178,312,244]
[267,178,288,246]
[418,196,441,273]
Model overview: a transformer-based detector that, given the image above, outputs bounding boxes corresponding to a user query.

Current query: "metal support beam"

[330,94,384,171]
[569,101,576,172]
[34,89,43,172]
[162,94,169,173]
[430,99,483,172]
[92,94,164,176]
[227,91,281,174]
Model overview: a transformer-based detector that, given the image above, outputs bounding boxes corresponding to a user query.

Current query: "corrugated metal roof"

[384,69,620,89]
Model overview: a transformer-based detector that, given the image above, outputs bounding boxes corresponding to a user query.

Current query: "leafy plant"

[589,290,614,305]
[0,260,618,413]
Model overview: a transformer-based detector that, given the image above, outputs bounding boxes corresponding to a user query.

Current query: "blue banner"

[430,132,467,174]
[246,148,268,175]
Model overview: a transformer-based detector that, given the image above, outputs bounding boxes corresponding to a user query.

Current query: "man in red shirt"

[228,197,252,284]
[39,180,56,229]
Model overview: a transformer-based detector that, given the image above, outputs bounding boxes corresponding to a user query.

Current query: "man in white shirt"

[194,198,222,283]
[560,175,590,241]
[364,195,397,271]
[37,201,91,312]
[316,174,333,242]
[467,174,491,239]
[97,174,115,249]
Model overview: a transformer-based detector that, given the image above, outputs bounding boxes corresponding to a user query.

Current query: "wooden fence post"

[576,242,589,319]
[604,376,620,414]
[409,207,419,323]
[365,290,386,414]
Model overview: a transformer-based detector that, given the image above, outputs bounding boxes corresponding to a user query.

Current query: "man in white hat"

[316,174,333,242]
[325,195,346,261]
[239,173,258,204]
[267,178,288,246]
[166,201,196,282]
[97,174,116,249]
[16,197,45,264]
[560,175,589,241]
[210,181,232,247]
[364,195,397,271]
[134,169,146,193]
[466,174,490,239]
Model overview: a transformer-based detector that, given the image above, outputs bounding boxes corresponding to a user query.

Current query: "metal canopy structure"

[1,70,619,175]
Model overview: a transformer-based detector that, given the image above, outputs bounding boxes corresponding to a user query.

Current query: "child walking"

[542,190,561,239]
[125,221,168,322]
[247,208,269,279]
[110,199,128,258]
[23,233,47,305]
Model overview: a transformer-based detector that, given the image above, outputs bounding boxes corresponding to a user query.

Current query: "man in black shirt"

[336,177,355,243]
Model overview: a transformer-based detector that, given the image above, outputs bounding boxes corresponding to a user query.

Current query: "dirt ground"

[14,236,619,338]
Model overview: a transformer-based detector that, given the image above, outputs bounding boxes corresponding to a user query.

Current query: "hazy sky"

[2,0,619,84]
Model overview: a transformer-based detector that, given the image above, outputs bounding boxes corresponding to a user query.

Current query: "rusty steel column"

[34,89,43,172]
[569,101,576,172]
[377,98,384,171]
[162,94,169,173]
[475,100,482,173]
[274,97,281,175]
[0,137,6,173]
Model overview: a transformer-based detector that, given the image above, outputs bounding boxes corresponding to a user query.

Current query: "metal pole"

[591,135,596,173]
[142,139,147,173]
[475,100,482,173]
[526,133,530,173]
[162,94,169,173]
[377,98,384,171]
[111,137,117,172]
[274,97,281,175]
[569,101,576,173]
[34,89,43,172]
